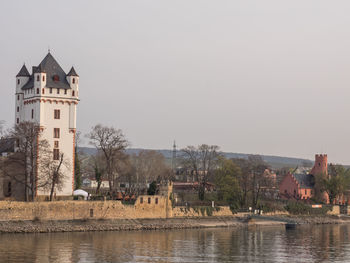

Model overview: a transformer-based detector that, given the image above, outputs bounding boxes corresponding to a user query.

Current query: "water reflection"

[1,224,350,262]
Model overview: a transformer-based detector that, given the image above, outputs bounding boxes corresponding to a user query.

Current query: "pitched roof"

[293,173,314,188]
[22,52,71,90]
[67,66,79,77]
[16,65,30,77]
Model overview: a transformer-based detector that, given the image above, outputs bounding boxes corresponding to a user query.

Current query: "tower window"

[50,88,52,94]
[72,91,75,96]
[17,79,20,85]
[31,109,34,119]
[57,88,60,94]
[54,109,60,119]
[53,149,60,160]
[36,88,39,94]
[36,75,40,81]
[64,89,67,95]
[17,107,19,112]
[42,76,45,81]
[17,95,19,101]
[72,78,75,84]
[54,128,60,138]
[42,88,45,94]
[16,118,19,124]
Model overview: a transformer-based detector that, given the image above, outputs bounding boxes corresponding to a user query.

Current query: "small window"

[72,91,75,96]
[36,88,39,94]
[54,109,60,119]
[42,88,45,94]
[140,197,143,204]
[155,198,158,204]
[17,107,19,112]
[54,141,59,148]
[31,109,34,119]
[50,88,52,94]
[42,76,45,81]
[17,79,20,85]
[148,197,151,204]
[57,88,60,94]
[54,128,60,138]
[36,75,40,81]
[17,95,19,101]
[16,118,19,124]
[72,78,75,84]
[53,149,60,160]
[64,89,67,95]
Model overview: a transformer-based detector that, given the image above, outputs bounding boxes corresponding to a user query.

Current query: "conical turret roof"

[16,64,30,77]
[67,66,79,77]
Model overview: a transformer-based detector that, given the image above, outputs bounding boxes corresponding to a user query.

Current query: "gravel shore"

[0,215,349,234]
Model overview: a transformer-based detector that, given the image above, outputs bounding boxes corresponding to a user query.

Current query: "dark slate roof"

[67,66,79,77]
[293,173,314,188]
[22,53,71,90]
[0,138,16,154]
[16,65,30,77]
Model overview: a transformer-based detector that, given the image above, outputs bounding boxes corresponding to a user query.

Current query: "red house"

[279,154,328,201]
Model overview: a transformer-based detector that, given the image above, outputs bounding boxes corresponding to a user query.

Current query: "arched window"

[42,88,45,94]
[72,78,75,84]
[17,107,19,112]
[43,76,45,81]
[36,88,39,94]
[31,109,34,119]
[36,75,40,81]
[17,95,19,101]
[17,79,20,85]
[16,118,19,124]
[72,91,75,96]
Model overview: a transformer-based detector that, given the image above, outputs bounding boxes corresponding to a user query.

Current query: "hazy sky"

[1,1,350,164]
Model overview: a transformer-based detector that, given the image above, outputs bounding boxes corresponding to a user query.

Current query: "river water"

[1,224,350,263]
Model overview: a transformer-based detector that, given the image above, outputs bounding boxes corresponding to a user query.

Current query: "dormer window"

[72,78,75,84]
[53,75,60,82]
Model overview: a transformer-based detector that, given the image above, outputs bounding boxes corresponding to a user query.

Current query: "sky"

[1,1,350,164]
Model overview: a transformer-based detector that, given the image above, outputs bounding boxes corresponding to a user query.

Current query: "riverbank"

[1,214,350,233]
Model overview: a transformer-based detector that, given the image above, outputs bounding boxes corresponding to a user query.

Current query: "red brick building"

[279,154,328,201]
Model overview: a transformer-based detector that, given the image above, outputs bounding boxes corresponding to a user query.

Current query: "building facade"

[15,52,79,198]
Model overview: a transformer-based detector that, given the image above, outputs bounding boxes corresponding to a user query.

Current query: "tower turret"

[66,67,79,98]
[15,64,30,124]
[310,154,328,176]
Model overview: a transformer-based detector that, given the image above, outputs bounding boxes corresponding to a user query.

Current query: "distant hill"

[78,147,313,170]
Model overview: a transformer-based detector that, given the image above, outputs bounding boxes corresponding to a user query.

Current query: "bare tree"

[181,144,220,200]
[87,124,128,191]
[130,150,172,194]
[41,153,70,201]
[1,122,51,201]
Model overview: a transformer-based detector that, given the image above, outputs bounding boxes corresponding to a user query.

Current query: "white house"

[15,52,79,198]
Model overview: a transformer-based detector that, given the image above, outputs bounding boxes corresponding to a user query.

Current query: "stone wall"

[0,197,233,221]
[0,195,169,221]
[172,206,233,217]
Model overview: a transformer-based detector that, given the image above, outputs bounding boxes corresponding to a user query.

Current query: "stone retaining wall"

[0,198,233,221]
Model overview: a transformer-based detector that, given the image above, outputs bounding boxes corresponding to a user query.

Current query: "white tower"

[15,52,79,198]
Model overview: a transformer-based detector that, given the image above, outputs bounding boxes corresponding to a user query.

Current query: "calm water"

[1,224,350,263]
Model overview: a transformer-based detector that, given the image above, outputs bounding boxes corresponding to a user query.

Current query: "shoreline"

[1,215,350,234]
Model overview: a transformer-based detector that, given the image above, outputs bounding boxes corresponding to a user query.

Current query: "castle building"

[279,154,327,201]
[15,52,79,198]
